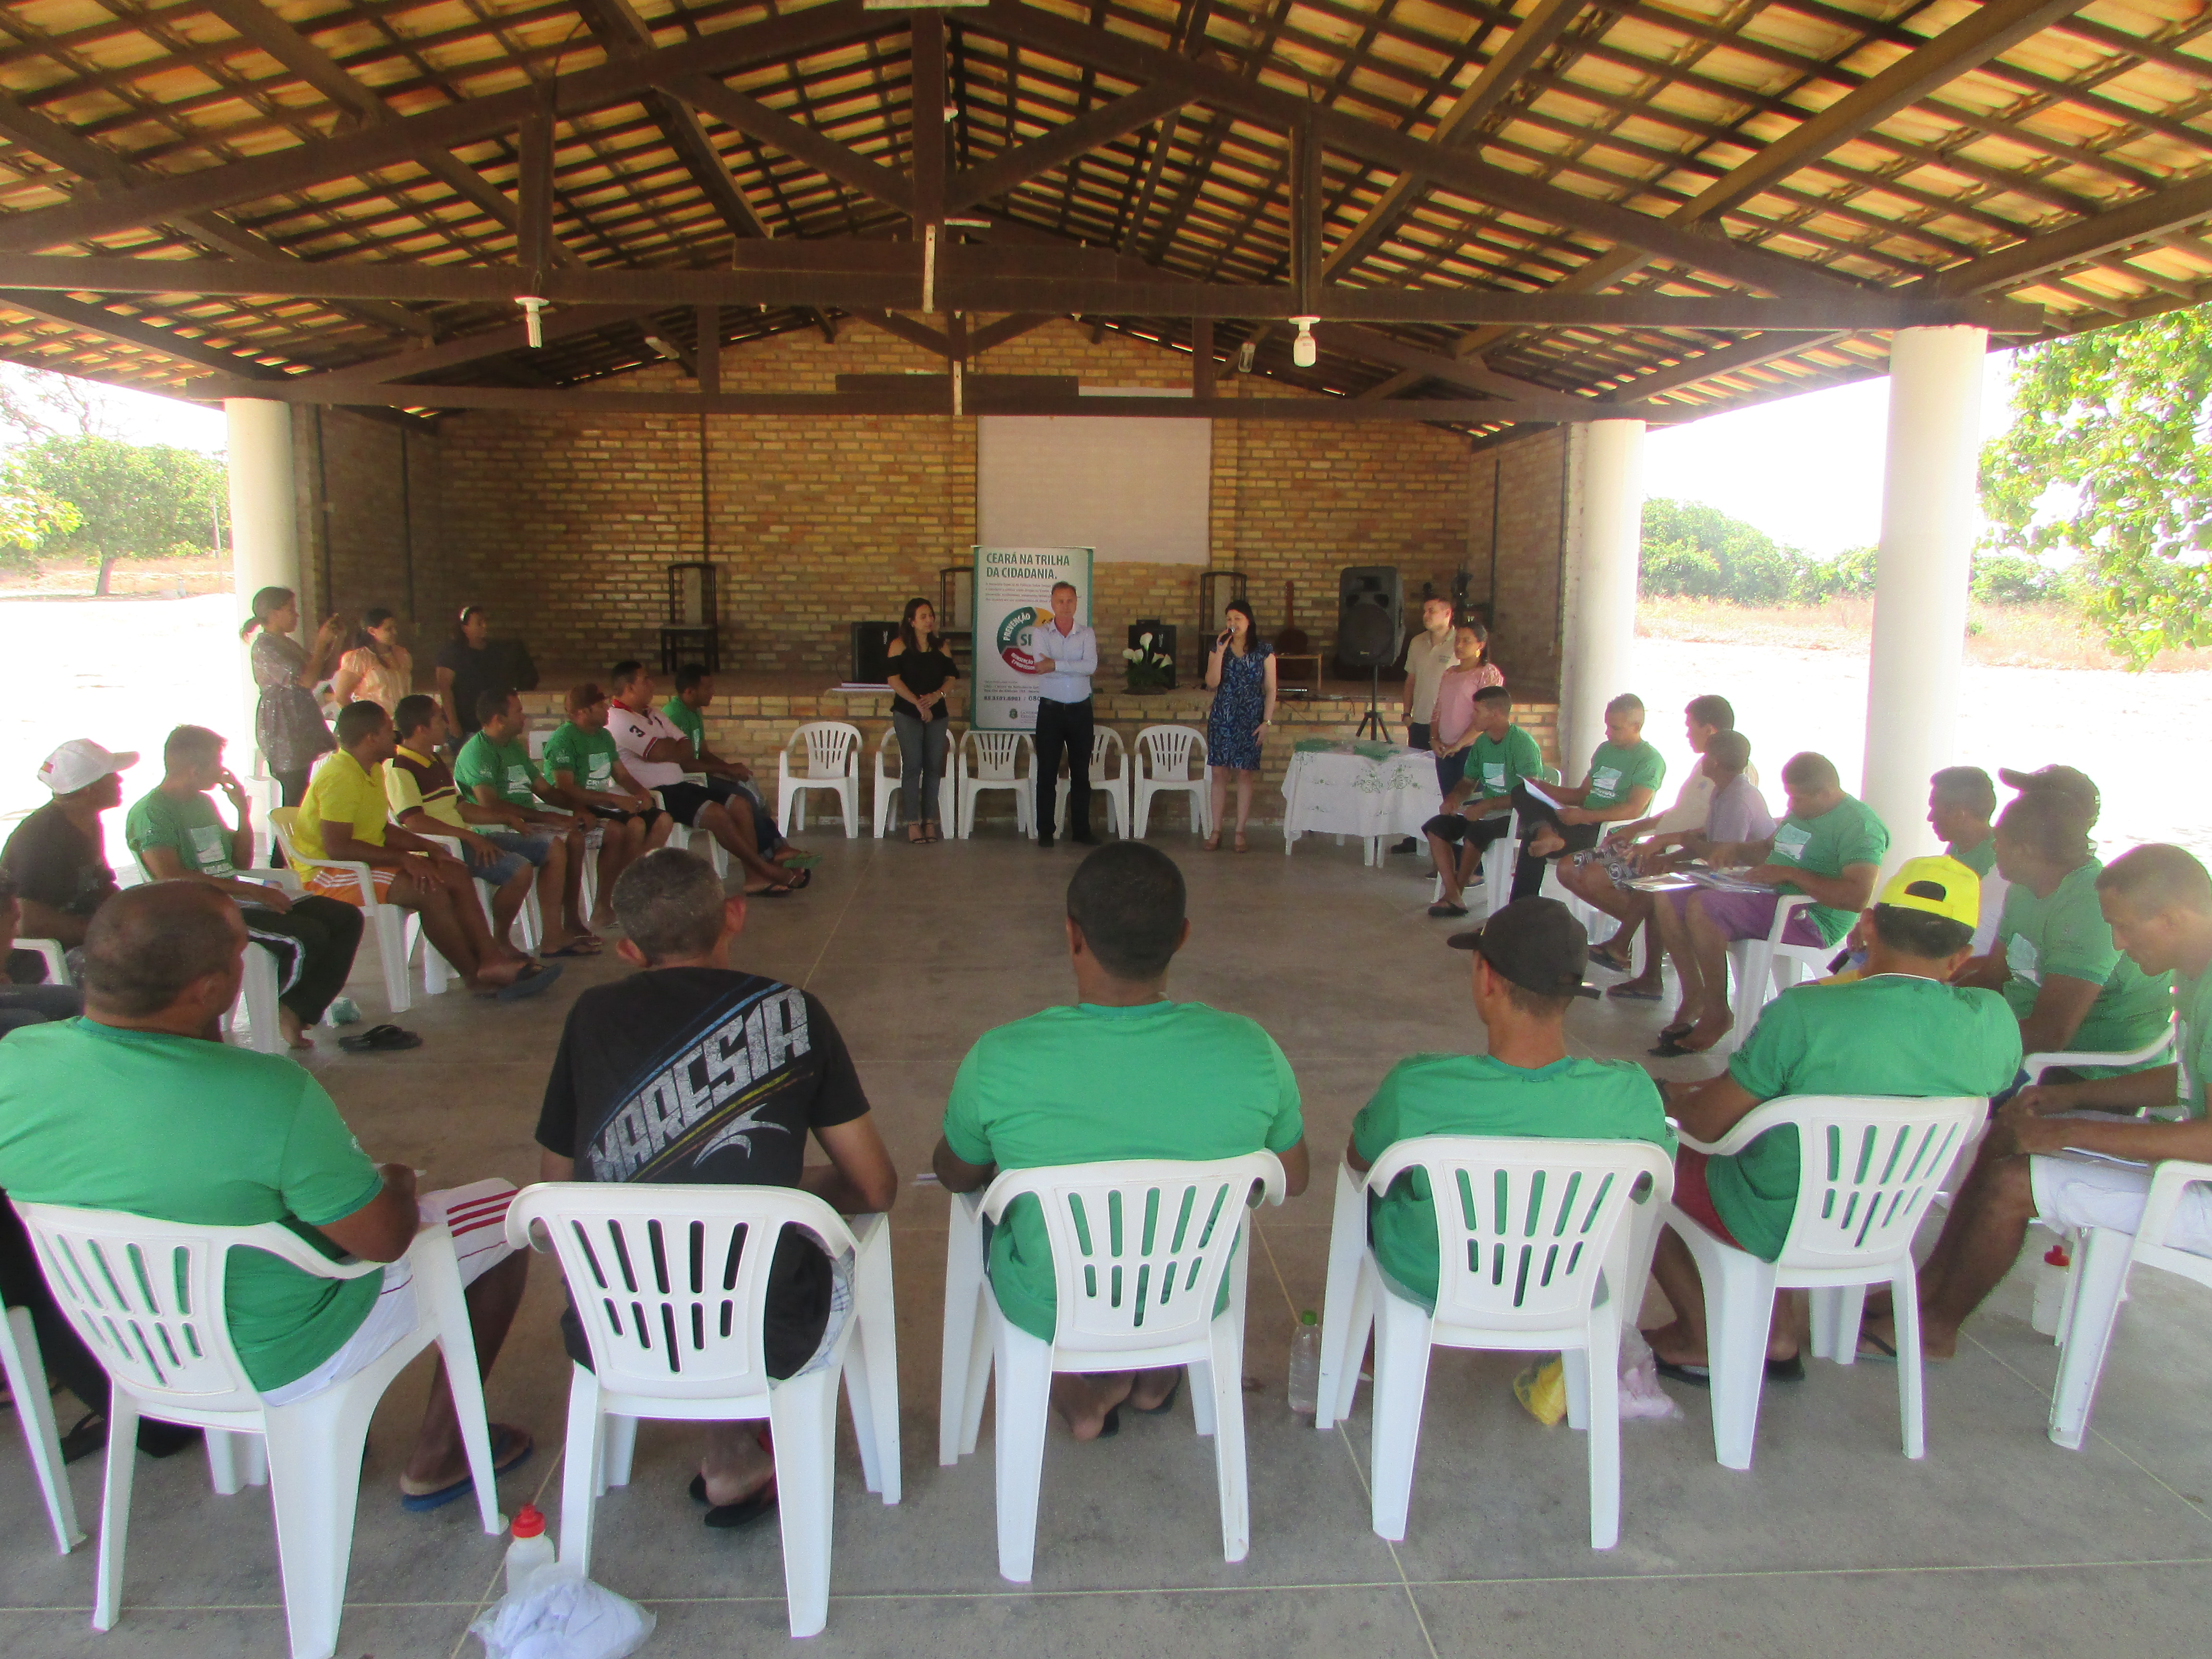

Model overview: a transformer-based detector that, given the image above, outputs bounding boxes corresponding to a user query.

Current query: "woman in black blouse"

[885,597,958,843]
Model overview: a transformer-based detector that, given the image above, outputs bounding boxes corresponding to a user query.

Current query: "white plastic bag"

[469,1564,656,1659]
[1617,1327,1681,1421]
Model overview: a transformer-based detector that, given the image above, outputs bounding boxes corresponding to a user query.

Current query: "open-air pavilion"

[2,0,2212,1654]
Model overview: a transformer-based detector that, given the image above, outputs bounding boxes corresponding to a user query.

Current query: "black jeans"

[1508,781,1600,901]
[1033,696,1094,840]
[242,897,364,1024]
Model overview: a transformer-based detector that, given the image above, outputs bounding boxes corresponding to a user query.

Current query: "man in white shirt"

[1394,597,1459,854]
[1026,581,1099,849]
[605,661,805,896]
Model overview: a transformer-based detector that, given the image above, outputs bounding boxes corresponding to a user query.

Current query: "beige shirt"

[1402,630,1458,729]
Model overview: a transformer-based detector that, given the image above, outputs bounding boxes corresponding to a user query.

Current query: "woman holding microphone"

[1202,597,1276,853]
[885,596,958,843]
[241,586,344,805]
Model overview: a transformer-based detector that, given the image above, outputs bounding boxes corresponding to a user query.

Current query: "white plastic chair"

[505,1184,900,1639]
[1054,727,1131,840]
[2048,1157,2212,1449]
[416,831,544,954]
[1132,725,1211,838]
[13,936,69,986]
[268,807,446,1012]
[872,728,956,837]
[974,1154,1285,1583]
[1720,892,1833,1054]
[0,1298,82,1554]
[1661,1094,1983,1469]
[1316,1139,1673,1547]
[15,1202,505,1659]
[659,776,732,879]
[776,721,862,838]
[938,1189,992,1467]
[956,730,1034,839]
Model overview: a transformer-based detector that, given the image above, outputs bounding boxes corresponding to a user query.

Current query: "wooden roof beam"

[663,74,915,216]
[943,78,1190,214]
[1928,173,2212,297]
[0,290,290,380]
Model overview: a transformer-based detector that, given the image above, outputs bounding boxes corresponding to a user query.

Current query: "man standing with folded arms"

[1027,582,1098,850]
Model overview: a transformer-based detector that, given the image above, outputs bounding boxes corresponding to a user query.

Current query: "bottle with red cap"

[504,1503,556,1596]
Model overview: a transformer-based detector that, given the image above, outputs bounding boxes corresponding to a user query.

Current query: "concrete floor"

[4,827,2209,1658]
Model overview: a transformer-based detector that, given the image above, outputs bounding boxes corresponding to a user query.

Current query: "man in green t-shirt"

[541,682,673,928]
[1645,858,2021,1381]
[661,663,793,860]
[0,883,534,1503]
[1350,899,1674,1309]
[1928,765,2004,954]
[454,689,600,957]
[1954,789,2172,1072]
[123,723,363,1048]
[1420,685,1543,917]
[932,843,1310,1440]
[1879,844,2212,1361]
[1647,751,1887,1057]
[1510,692,1663,902]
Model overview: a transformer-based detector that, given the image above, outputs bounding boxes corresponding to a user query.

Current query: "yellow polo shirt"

[293,751,390,863]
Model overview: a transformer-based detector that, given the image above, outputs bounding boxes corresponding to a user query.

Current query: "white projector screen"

[977,394,1211,565]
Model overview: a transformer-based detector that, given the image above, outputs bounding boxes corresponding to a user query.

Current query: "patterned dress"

[252,631,334,775]
[1206,641,1271,770]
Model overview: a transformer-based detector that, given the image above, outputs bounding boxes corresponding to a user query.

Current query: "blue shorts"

[467,828,553,888]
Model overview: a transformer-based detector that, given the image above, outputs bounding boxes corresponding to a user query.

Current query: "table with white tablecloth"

[1279,743,1443,864]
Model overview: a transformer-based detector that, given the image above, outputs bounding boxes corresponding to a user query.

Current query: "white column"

[1862,325,1986,862]
[1560,419,1645,769]
[226,398,299,769]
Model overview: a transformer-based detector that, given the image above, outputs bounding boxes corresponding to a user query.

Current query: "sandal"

[1130,1373,1182,1416]
[906,825,926,844]
[539,938,602,958]
[338,1023,422,1053]
[400,1426,533,1512]
[688,1472,779,1530]
[479,963,562,1002]
[1203,832,1222,852]
[1428,902,1469,918]
[1233,833,1249,853]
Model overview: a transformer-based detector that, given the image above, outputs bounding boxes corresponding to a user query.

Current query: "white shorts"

[2030,1148,2212,1260]
[260,1180,518,1407]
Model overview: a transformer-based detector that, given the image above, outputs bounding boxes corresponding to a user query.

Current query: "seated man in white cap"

[1870,844,2212,1359]
[1642,857,2022,1382]
[0,739,135,968]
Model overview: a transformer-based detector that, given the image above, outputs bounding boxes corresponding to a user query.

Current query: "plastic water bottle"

[2031,1242,2071,1336]
[1287,1310,1322,1415]
[504,1503,555,1596]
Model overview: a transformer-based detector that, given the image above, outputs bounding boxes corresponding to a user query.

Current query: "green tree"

[1981,305,2212,664]
[1639,497,1805,604]
[7,434,226,592]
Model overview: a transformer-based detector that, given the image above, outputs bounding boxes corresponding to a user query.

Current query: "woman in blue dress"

[1202,597,1277,852]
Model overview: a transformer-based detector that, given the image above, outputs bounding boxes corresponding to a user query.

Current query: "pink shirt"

[1431,662,1506,749]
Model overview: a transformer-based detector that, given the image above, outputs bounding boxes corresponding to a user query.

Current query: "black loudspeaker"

[1127,619,1178,688]
[1335,566,1403,669]
[851,621,900,684]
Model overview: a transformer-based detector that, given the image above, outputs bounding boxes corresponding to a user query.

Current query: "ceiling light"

[1237,339,1256,373]
[517,295,548,348]
[644,334,682,362]
[1291,315,1319,368]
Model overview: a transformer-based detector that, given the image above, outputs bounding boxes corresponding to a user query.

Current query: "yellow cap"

[1876,855,1980,929]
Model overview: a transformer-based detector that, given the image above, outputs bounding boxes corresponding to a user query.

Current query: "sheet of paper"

[1520,780,1564,810]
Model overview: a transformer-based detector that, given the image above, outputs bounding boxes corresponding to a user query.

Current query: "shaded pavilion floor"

[3,828,2209,1658]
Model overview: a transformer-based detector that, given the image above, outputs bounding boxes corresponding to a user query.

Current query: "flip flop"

[1857,1331,1899,1364]
[688,1473,779,1530]
[780,853,822,871]
[1428,902,1469,918]
[1653,1358,1710,1387]
[489,963,562,1002]
[1607,984,1665,1001]
[1587,945,1634,970]
[1130,1373,1182,1416]
[1658,1020,1693,1041]
[338,1023,421,1053]
[538,939,601,959]
[400,1428,532,1512]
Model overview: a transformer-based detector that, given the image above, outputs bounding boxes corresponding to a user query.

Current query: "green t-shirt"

[1950,835,1997,878]
[541,721,620,794]
[1769,795,1890,945]
[1996,860,2174,1068]
[1468,725,1544,804]
[661,697,706,753]
[1712,974,2023,1261]
[454,730,540,809]
[942,1001,1305,1341]
[1351,1053,1675,1310]
[0,1020,385,1391]
[2179,969,2212,1116]
[124,787,237,879]
[1582,739,1664,813]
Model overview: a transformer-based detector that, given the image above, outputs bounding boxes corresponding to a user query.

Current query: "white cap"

[37,739,138,795]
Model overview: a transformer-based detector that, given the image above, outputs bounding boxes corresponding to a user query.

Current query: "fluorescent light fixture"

[1290,315,1319,368]
[517,295,547,348]
[1237,339,1256,373]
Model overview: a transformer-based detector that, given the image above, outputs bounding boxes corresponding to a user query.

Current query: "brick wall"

[307,318,1570,701]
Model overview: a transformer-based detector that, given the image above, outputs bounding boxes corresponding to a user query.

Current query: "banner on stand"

[971,545,1094,732]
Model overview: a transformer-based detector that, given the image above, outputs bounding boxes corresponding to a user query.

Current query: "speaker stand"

[1355,664,1388,742]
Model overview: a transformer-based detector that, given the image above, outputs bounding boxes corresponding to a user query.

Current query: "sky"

[20,349,2018,557]
[1645,349,2019,557]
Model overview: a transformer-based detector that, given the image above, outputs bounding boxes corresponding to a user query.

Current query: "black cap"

[1998,764,2100,826]
[1446,897,1590,998]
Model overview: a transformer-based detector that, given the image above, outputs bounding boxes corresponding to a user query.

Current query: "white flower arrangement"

[1123,630,1172,690]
